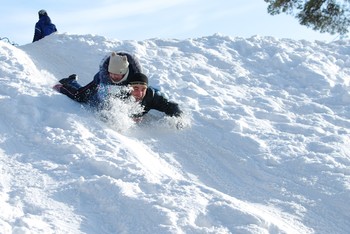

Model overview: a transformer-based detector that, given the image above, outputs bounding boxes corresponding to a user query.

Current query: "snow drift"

[0,33,349,233]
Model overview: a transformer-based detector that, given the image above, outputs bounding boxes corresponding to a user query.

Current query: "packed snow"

[0,33,349,234]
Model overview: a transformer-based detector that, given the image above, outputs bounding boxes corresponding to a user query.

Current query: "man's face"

[130,84,147,102]
[109,73,125,83]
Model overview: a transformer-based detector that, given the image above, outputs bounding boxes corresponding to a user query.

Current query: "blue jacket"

[89,52,142,105]
[33,15,57,42]
[58,52,142,104]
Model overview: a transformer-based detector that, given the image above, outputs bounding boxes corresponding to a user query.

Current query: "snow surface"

[1,33,350,234]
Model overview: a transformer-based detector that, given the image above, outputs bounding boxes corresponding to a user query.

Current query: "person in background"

[32,9,57,42]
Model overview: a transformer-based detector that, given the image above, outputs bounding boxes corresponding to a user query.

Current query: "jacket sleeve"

[93,72,100,83]
[32,23,42,42]
[144,88,182,117]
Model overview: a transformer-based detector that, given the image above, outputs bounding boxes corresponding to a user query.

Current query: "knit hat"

[38,9,47,17]
[128,73,148,86]
[108,52,129,75]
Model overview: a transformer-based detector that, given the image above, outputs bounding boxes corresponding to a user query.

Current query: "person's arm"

[32,24,42,42]
[144,87,182,117]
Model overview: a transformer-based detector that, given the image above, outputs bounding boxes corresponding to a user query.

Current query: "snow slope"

[0,33,349,234]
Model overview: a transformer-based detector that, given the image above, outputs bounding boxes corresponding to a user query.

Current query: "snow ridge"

[0,34,349,233]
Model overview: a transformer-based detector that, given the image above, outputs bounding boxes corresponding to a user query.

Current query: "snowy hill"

[0,33,349,234]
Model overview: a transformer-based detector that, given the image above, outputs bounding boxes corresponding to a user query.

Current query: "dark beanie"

[38,9,48,17]
[128,73,148,86]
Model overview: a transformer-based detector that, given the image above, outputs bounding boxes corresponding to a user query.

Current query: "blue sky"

[1,0,339,45]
